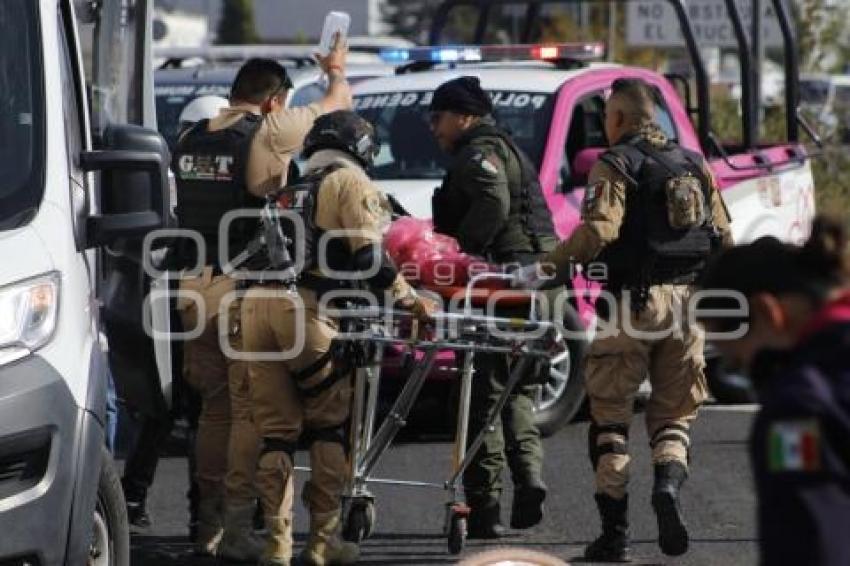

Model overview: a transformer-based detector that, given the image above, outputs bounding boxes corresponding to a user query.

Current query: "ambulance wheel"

[90,447,129,566]
[343,501,375,543]
[447,514,466,555]
[533,306,588,437]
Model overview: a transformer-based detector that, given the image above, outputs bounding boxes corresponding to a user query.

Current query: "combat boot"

[584,494,631,562]
[193,496,224,556]
[652,461,689,556]
[510,476,547,529]
[216,500,265,562]
[299,510,359,566]
[256,452,295,566]
[467,499,505,539]
[257,513,292,566]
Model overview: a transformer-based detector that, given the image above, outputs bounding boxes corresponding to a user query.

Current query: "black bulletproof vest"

[276,165,352,281]
[172,114,265,267]
[475,124,557,259]
[596,137,719,290]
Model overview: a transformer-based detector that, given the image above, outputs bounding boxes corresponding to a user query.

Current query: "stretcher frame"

[328,273,555,554]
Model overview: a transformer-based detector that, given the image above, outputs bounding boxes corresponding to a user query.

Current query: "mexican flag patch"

[768,419,821,473]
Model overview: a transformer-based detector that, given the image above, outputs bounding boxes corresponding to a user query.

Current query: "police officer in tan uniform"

[516,78,733,562]
[171,41,351,561]
[240,111,436,566]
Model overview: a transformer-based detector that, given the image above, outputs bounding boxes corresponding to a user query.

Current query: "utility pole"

[752,0,763,140]
[608,0,616,61]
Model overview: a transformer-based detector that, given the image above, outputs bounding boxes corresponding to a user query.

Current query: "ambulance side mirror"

[571,147,606,187]
[82,125,170,248]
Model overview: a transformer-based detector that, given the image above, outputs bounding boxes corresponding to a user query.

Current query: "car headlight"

[0,272,61,366]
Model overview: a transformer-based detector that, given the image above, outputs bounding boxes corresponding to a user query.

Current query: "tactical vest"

[276,164,352,288]
[596,136,720,291]
[472,124,557,261]
[172,114,265,267]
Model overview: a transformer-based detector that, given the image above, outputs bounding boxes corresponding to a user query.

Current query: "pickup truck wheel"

[533,307,588,437]
[89,447,130,566]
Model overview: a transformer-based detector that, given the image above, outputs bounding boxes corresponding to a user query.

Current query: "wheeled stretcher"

[315,274,559,555]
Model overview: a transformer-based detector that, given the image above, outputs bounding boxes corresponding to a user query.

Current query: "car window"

[800,79,831,106]
[565,92,607,164]
[0,0,44,229]
[290,82,325,108]
[562,87,679,189]
[354,90,555,180]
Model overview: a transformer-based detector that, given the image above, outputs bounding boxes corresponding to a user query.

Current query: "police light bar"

[380,43,606,65]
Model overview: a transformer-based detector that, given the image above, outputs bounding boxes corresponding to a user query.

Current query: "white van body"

[0,1,168,564]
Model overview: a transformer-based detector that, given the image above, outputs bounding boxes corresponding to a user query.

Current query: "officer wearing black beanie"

[430,76,494,117]
[429,76,557,539]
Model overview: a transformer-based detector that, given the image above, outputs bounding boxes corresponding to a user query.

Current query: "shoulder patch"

[768,419,821,473]
[583,180,607,207]
[363,193,384,216]
[480,157,500,176]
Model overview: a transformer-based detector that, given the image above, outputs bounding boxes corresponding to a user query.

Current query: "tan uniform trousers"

[585,284,709,499]
[241,286,352,520]
[177,269,260,503]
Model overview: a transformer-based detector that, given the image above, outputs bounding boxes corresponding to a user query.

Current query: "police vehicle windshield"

[0,0,43,230]
[354,90,555,180]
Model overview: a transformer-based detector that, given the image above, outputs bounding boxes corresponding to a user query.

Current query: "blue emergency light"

[379,43,605,65]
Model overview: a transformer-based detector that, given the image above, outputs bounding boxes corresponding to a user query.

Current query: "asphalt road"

[128,405,760,565]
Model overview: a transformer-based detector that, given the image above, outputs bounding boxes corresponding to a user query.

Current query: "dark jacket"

[431,117,555,263]
[749,291,850,566]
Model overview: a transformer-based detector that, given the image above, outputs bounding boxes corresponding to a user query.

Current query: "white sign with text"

[626,0,783,48]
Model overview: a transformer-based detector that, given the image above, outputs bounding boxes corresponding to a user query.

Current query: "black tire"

[533,306,588,437]
[705,354,756,404]
[342,501,375,543]
[447,514,466,555]
[90,446,130,566]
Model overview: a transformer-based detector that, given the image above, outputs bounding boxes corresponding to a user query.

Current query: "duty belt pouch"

[665,176,706,230]
[636,141,707,230]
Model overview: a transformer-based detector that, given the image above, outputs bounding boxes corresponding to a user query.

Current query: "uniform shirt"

[305,148,414,302]
[208,102,322,198]
[748,291,850,565]
[544,125,733,273]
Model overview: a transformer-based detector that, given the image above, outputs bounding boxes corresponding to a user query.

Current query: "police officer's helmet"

[303,110,379,168]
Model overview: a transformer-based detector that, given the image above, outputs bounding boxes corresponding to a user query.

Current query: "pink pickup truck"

[352,0,818,434]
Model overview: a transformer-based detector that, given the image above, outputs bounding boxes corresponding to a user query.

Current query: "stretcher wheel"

[447,513,467,555]
[343,500,375,543]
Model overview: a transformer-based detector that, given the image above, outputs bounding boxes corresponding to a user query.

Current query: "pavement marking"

[702,404,760,413]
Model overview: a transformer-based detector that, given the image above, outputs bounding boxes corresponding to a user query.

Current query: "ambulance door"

[86,0,174,415]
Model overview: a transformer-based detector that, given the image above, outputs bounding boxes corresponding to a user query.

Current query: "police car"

[352,42,817,430]
[155,46,396,150]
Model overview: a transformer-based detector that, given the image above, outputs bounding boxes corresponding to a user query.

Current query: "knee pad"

[650,424,691,464]
[588,422,629,471]
[291,345,352,398]
[260,437,297,460]
[302,423,349,453]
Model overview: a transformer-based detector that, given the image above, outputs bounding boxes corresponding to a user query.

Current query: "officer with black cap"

[429,76,558,538]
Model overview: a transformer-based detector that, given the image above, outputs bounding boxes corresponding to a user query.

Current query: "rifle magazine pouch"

[665,175,706,230]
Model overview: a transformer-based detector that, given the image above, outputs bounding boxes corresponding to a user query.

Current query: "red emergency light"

[380,43,606,65]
